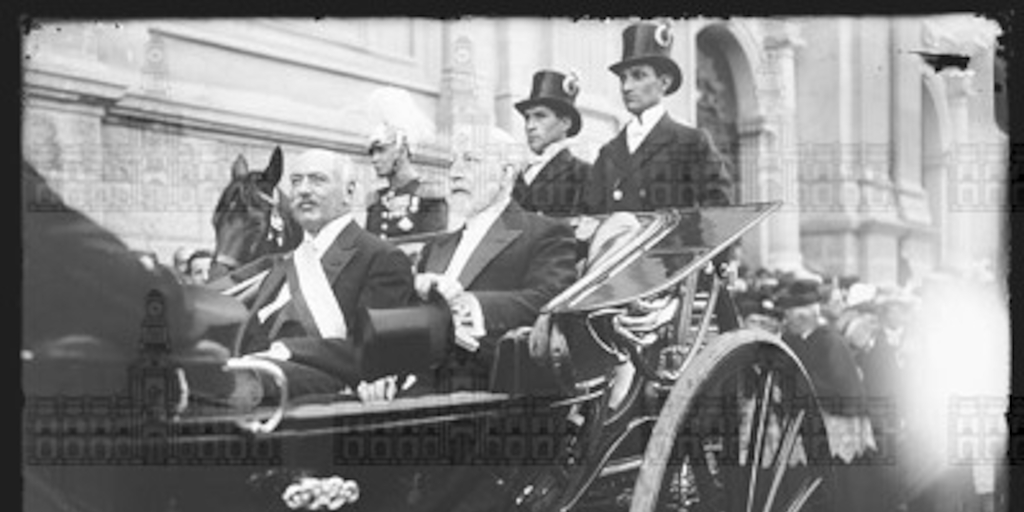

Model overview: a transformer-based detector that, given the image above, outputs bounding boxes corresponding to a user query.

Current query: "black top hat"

[359,299,453,381]
[774,279,822,310]
[609,21,682,95]
[514,70,583,137]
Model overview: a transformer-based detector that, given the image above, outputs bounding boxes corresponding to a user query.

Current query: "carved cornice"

[23,54,131,105]
[921,15,1002,57]
[762,20,805,51]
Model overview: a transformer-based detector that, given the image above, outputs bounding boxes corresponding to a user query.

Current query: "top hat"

[359,299,454,381]
[609,21,683,95]
[774,279,822,310]
[514,70,583,137]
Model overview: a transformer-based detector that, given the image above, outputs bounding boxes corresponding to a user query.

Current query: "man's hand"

[247,341,293,362]
[356,374,417,403]
[573,215,601,242]
[415,272,464,302]
[416,272,482,352]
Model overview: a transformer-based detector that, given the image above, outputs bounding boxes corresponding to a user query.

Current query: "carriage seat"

[489,213,648,397]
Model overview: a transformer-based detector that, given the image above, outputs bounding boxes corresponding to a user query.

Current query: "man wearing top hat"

[582,21,734,214]
[365,122,449,240]
[512,69,592,217]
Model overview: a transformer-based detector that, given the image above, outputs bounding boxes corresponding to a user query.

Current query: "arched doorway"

[696,34,740,198]
[695,22,763,265]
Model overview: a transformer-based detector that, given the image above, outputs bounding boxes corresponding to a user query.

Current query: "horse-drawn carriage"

[25,197,848,512]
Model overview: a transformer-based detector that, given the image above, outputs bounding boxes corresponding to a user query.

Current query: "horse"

[207,146,302,296]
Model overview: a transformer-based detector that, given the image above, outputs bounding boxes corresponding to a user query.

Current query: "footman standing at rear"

[512,69,591,217]
[582,20,734,214]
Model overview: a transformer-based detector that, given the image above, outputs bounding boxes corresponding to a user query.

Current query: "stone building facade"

[22,16,1006,285]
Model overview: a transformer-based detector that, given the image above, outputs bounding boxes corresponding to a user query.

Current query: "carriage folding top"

[28,201,843,512]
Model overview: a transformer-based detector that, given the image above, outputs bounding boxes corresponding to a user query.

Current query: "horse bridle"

[213,187,280,273]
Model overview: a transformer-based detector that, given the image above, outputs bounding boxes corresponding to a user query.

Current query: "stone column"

[942,70,977,271]
[759,21,805,272]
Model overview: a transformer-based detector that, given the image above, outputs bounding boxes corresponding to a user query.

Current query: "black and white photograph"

[21,15,1013,512]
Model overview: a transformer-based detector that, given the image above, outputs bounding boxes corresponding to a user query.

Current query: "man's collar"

[523,140,570,185]
[303,213,353,254]
[529,138,569,165]
[631,103,666,128]
[464,194,511,233]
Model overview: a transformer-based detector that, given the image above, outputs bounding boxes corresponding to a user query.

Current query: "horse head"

[209,146,301,281]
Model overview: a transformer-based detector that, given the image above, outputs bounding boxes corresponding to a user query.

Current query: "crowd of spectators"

[729,262,1007,512]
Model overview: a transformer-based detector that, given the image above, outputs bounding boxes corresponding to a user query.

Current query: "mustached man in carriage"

[229,149,416,400]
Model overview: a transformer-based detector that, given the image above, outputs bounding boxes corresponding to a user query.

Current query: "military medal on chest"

[381,190,419,232]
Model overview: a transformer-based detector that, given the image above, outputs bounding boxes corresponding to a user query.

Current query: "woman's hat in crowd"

[515,69,583,137]
[609,21,683,95]
[774,279,822,310]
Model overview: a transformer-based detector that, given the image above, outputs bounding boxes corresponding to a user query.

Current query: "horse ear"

[263,147,284,187]
[231,155,249,179]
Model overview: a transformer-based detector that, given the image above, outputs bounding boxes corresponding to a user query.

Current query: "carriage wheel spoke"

[745,369,775,512]
[782,476,822,512]
[762,408,805,512]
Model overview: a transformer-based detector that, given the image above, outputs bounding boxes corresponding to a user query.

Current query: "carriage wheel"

[631,329,837,512]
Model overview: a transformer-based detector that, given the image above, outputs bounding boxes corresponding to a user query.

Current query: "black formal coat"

[238,221,415,394]
[783,324,868,417]
[582,113,734,214]
[417,201,577,365]
[512,148,591,217]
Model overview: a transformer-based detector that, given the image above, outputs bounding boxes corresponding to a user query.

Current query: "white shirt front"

[522,139,570,186]
[444,195,511,283]
[625,103,666,154]
[256,213,353,323]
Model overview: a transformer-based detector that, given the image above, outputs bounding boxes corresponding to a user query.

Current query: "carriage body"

[26,201,843,512]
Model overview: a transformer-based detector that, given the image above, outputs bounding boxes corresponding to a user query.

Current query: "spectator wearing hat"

[734,289,781,334]
[776,278,878,512]
[582,21,733,214]
[512,69,592,217]
[776,279,873,443]
[365,123,448,240]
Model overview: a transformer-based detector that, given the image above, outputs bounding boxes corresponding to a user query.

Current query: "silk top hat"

[610,21,682,95]
[359,299,453,381]
[515,70,583,137]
